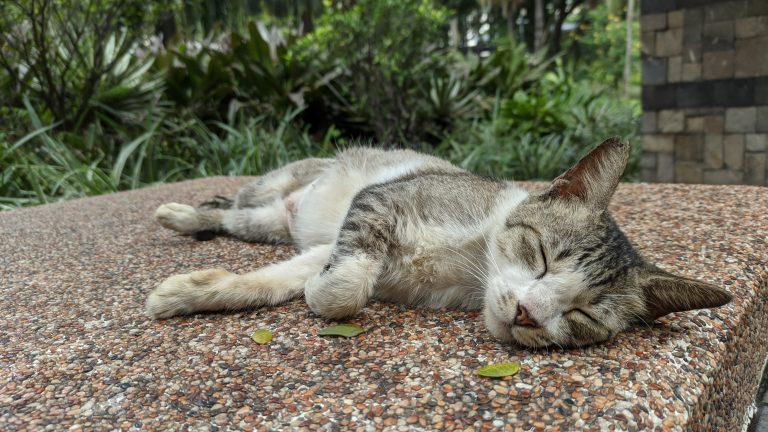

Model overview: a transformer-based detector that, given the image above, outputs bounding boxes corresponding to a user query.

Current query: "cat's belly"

[288,170,368,250]
[283,182,316,239]
[289,158,435,251]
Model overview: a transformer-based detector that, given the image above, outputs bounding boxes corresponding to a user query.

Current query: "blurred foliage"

[565,3,641,95]
[176,0,323,37]
[155,21,319,123]
[0,0,641,208]
[294,0,455,143]
[441,66,639,180]
[0,0,167,133]
[0,104,334,209]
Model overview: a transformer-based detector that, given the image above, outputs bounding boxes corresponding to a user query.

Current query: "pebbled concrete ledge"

[1,177,767,431]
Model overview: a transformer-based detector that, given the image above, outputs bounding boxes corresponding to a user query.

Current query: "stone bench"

[1,177,766,430]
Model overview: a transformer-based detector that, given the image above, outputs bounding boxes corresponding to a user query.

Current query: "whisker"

[481,231,503,275]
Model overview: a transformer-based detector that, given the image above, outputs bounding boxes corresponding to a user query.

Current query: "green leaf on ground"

[318,323,366,338]
[250,329,273,344]
[476,363,521,378]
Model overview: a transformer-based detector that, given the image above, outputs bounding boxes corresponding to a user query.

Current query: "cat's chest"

[374,231,488,310]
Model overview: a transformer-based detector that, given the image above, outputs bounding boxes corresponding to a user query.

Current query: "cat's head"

[483,137,733,348]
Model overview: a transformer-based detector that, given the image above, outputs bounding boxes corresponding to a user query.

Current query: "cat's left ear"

[639,268,733,321]
[545,137,630,210]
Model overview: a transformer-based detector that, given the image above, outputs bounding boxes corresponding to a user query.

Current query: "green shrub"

[470,39,554,99]
[498,66,639,144]
[0,0,166,134]
[565,4,641,96]
[295,0,464,143]
[0,1,643,210]
[440,69,640,181]
[155,22,324,124]
[0,105,332,209]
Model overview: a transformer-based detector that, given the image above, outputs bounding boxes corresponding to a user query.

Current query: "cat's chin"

[483,307,552,348]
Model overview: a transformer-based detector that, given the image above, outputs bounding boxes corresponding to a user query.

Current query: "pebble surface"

[1,177,766,431]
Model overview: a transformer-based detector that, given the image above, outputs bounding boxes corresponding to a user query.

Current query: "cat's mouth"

[507,324,552,348]
[484,306,553,348]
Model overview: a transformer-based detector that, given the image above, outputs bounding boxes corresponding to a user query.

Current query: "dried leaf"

[318,323,366,338]
[250,329,272,344]
[476,363,520,378]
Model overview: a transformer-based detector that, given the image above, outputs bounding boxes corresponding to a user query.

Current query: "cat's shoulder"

[334,146,461,174]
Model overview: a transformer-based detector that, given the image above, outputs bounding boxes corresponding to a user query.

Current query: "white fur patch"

[154,203,200,233]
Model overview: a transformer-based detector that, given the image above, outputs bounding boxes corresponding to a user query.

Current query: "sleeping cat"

[146,138,732,347]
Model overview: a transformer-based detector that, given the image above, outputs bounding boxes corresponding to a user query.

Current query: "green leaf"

[250,329,273,345]
[476,363,521,378]
[318,323,366,338]
[110,125,156,186]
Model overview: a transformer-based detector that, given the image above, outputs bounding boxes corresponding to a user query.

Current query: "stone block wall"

[641,0,768,185]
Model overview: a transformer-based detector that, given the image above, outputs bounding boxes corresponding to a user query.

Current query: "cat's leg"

[154,199,291,243]
[153,203,226,236]
[303,251,384,319]
[154,157,334,242]
[145,244,332,319]
[303,192,392,319]
[234,157,335,209]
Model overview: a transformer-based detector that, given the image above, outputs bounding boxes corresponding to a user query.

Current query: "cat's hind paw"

[145,269,232,319]
[154,203,201,233]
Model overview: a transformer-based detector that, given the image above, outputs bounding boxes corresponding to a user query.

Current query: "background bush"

[0,0,641,208]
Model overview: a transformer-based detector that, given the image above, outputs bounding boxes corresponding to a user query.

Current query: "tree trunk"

[301,0,314,35]
[155,11,177,46]
[534,0,545,51]
[624,0,635,95]
[450,17,461,48]
[551,0,566,54]
[551,0,586,55]
[506,9,516,42]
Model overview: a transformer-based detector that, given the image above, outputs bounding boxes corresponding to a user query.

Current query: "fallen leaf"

[250,329,272,344]
[476,363,520,378]
[318,323,366,338]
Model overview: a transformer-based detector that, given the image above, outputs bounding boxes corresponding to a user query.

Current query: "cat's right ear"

[544,137,630,210]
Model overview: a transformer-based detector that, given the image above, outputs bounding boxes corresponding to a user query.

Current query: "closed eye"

[536,243,547,279]
[566,308,599,324]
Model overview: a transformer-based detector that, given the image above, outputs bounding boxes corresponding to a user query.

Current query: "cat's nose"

[514,304,540,328]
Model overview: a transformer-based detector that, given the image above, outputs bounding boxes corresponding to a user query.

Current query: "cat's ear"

[545,137,630,209]
[639,268,733,321]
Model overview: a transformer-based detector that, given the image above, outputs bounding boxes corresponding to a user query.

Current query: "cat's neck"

[491,183,530,225]
[457,184,530,256]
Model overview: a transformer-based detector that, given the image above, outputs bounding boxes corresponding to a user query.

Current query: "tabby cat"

[146,138,732,347]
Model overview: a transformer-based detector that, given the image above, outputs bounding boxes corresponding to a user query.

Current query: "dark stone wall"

[641,0,768,185]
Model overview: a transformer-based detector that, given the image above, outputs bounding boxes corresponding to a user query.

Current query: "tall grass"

[439,90,640,181]
[1,94,638,210]
[0,107,334,209]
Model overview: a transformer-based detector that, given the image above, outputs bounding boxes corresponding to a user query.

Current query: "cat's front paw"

[145,269,231,319]
[154,203,201,233]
